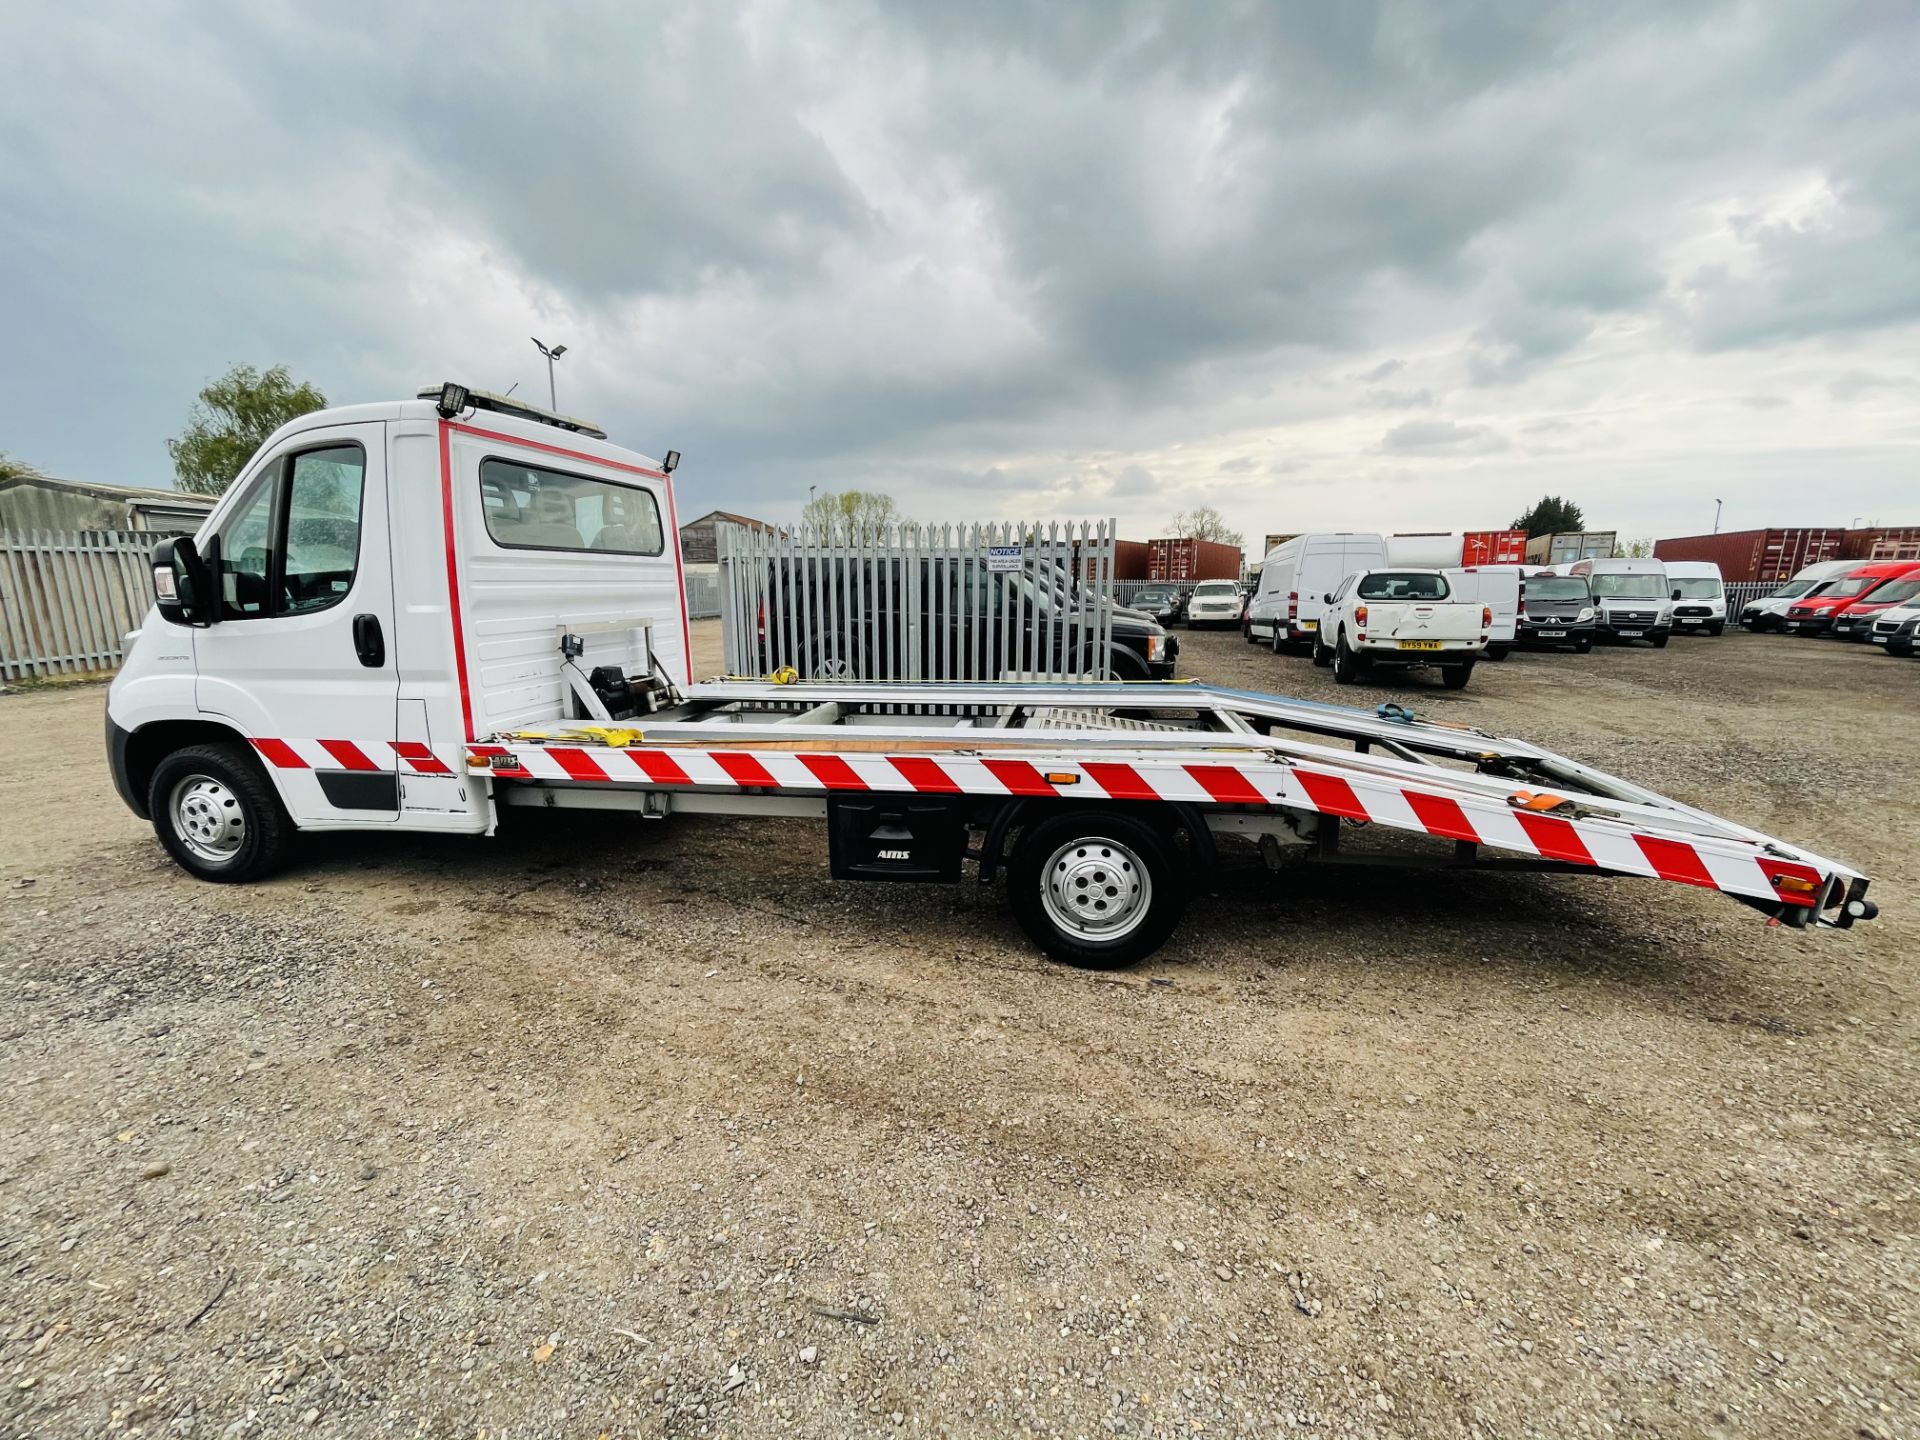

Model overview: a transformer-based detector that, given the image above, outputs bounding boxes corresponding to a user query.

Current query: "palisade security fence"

[1723,582,1773,625]
[718,521,1119,683]
[0,530,159,681]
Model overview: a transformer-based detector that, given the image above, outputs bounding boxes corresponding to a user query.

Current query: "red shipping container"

[1083,539,1151,581]
[1148,537,1243,582]
[1462,529,1527,565]
[1654,528,1853,584]
[1841,527,1920,563]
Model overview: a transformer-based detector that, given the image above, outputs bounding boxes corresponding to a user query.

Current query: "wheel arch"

[120,718,261,821]
[977,796,1218,886]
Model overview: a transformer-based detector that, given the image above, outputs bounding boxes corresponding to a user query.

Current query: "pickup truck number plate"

[1397,640,1443,651]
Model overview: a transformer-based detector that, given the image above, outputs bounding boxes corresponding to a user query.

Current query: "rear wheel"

[1009,810,1187,967]
[1270,623,1286,655]
[1332,633,1363,685]
[149,743,294,882]
[1441,662,1474,691]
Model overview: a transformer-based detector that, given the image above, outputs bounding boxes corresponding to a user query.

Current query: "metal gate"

[718,521,1118,683]
[0,530,158,681]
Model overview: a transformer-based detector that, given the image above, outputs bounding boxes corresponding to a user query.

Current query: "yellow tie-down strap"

[501,725,647,748]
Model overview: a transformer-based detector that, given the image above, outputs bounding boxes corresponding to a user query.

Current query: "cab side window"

[217,470,278,619]
[283,446,365,613]
[211,442,366,620]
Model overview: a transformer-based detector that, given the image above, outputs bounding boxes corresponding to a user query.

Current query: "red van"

[1783,561,1920,636]
[1831,571,1920,639]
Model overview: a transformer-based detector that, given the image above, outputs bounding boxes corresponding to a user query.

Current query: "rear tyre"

[1270,623,1286,656]
[1332,633,1363,686]
[1486,645,1510,662]
[1441,662,1474,691]
[1009,810,1186,968]
[149,742,294,883]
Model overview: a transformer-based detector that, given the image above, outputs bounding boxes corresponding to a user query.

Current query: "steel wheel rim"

[1040,837,1152,942]
[169,774,246,863]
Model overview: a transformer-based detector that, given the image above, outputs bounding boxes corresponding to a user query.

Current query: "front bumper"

[1517,617,1595,645]
[106,709,148,819]
[1782,614,1834,635]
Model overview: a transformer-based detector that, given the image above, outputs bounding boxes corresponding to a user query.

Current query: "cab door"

[192,421,400,824]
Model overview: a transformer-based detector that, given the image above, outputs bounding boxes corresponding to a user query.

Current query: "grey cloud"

[1376,419,1509,456]
[1366,387,1434,409]
[1109,465,1157,495]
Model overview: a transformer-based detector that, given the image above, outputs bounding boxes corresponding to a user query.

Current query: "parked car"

[1312,568,1488,689]
[1663,560,1728,635]
[1829,575,1920,640]
[1130,587,1183,627]
[1781,562,1920,636]
[1248,532,1388,652]
[1515,571,1597,651]
[1566,558,1674,646]
[1184,578,1243,629]
[1869,602,1920,656]
[755,555,1177,680]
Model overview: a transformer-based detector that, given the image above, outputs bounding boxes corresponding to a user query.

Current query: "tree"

[1620,537,1654,558]
[1166,505,1244,546]
[801,489,899,531]
[167,364,327,496]
[1510,494,1585,537]
[0,452,42,481]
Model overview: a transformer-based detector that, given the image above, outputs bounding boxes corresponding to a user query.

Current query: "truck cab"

[1567,558,1673,646]
[109,384,688,872]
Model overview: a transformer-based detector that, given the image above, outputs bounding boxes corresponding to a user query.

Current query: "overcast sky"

[3,1,1917,546]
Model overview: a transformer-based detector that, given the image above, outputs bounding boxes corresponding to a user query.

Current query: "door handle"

[352,613,386,668]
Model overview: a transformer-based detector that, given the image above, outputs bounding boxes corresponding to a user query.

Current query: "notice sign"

[986,545,1024,573]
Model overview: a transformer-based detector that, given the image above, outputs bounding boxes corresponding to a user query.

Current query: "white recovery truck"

[107,386,1878,966]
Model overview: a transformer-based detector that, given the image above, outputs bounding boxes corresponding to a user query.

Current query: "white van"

[1662,560,1727,635]
[1567,557,1673,646]
[1247,533,1387,652]
[1738,559,1859,632]
[1442,566,1521,659]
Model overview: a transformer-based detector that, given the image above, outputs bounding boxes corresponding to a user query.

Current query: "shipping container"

[1463,529,1528,565]
[1525,530,1617,566]
[1385,532,1465,567]
[1077,538,1151,582]
[1842,527,1920,563]
[1654,528,1851,584]
[1148,537,1243,583]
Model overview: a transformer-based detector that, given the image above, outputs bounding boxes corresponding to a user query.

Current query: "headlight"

[1576,607,1594,622]
[1146,633,1166,662]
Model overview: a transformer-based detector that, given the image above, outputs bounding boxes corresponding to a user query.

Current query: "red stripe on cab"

[317,739,379,772]
[250,738,307,770]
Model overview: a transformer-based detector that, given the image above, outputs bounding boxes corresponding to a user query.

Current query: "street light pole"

[1713,498,1722,534]
[530,337,568,410]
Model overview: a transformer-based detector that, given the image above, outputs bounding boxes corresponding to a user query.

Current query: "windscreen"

[1192,581,1238,597]
[1768,580,1815,599]
[1863,578,1920,606]
[1356,571,1450,601]
[1672,578,1724,598]
[1526,577,1588,601]
[1589,573,1665,599]
[1826,575,1879,598]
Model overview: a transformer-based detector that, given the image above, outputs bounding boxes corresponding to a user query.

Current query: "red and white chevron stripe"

[244,734,1833,912]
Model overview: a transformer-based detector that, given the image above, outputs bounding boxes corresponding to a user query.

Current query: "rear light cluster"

[1354,604,1368,627]
[1482,605,1493,628]
[1287,590,1298,621]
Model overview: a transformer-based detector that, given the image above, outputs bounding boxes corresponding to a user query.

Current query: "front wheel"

[149,742,295,882]
[1575,637,1593,653]
[1651,632,1670,649]
[1009,811,1187,967]
[1708,622,1725,636]
[1312,634,1332,668]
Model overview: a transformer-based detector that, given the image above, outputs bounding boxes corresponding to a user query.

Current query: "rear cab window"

[480,457,664,555]
[1357,571,1450,601]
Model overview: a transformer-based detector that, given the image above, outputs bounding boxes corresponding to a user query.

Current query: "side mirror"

[1322,592,1335,605]
[150,536,215,627]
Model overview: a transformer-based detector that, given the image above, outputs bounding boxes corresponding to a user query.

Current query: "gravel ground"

[1,623,1915,1439]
